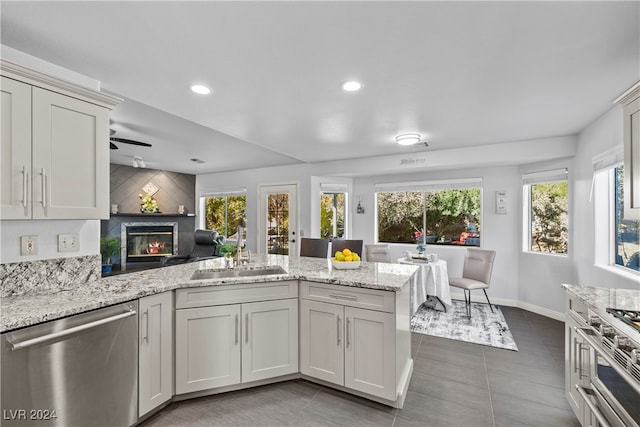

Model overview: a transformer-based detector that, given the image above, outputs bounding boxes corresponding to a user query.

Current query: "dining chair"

[299,237,330,258]
[449,247,496,317]
[330,239,364,257]
[365,244,392,263]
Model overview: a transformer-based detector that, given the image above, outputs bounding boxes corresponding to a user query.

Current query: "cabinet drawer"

[300,281,394,313]
[176,280,298,309]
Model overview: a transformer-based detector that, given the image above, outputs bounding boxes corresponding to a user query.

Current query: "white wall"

[573,105,639,290]
[0,220,100,263]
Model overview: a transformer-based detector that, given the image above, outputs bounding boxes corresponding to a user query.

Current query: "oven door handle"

[575,327,640,395]
[575,385,612,427]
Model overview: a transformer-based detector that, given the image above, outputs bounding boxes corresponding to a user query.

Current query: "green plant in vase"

[100,236,120,273]
[139,192,160,213]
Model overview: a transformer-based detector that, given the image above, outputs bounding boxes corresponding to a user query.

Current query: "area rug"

[411,299,519,351]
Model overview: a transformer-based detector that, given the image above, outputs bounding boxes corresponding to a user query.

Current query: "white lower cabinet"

[139,291,173,417]
[175,282,299,395]
[300,288,397,401]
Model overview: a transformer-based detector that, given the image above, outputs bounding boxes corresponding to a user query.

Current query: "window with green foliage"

[523,169,568,255]
[376,185,481,245]
[203,194,246,239]
[614,166,640,271]
[320,192,346,239]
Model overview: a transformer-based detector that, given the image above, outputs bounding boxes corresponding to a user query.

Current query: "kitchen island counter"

[1,254,417,332]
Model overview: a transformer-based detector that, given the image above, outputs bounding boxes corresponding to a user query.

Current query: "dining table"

[397,256,452,314]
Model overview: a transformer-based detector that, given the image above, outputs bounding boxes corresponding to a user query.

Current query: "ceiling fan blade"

[110,141,119,150]
[110,137,152,148]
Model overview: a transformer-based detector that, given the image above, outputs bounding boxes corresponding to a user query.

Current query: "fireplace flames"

[146,241,166,254]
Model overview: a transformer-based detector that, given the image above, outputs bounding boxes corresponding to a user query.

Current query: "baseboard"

[449,292,565,322]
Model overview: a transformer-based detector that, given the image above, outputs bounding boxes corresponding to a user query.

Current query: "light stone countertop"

[1,254,418,333]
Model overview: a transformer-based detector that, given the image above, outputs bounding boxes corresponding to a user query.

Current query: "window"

[320,191,346,239]
[523,169,568,255]
[200,192,247,240]
[614,166,640,271]
[375,179,482,246]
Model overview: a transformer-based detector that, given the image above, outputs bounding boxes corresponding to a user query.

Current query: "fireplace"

[121,222,178,270]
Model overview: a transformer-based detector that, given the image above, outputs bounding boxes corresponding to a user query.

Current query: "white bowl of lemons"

[331,249,361,270]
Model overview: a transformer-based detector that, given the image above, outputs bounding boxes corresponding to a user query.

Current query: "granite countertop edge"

[1,255,418,333]
[562,283,640,314]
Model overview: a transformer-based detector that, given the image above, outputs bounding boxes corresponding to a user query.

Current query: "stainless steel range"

[575,307,640,427]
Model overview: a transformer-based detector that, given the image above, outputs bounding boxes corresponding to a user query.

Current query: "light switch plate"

[20,235,38,256]
[58,233,80,252]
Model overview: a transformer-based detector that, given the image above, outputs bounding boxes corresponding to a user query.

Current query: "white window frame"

[592,149,640,278]
[198,187,247,238]
[374,177,483,245]
[521,168,569,256]
[320,183,349,239]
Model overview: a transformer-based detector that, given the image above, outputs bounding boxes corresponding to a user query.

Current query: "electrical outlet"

[20,236,38,256]
[58,233,80,252]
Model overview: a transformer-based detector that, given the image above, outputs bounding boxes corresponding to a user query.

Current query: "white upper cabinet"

[615,81,640,220]
[0,60,120,220]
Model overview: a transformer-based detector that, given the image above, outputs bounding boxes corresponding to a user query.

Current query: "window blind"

[320,183,348,193]
[522,168,568,185]
[375,177,482,193]
[592,148,623,172]
[200,187,247,197]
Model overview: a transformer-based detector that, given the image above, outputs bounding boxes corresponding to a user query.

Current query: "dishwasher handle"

[9,310,137,351]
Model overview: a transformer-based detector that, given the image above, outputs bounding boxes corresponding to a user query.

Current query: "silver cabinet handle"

[245,313,249,344]
[10,310,136,350]
[142,309,149,343]
[329,293,357,301]
[235,314,239,345]
[40,168,46,208]
[575,385,611,427]
[346,318,351,348]
[337,316,341,346]
[21,165,28,209]
[573,337,579,373]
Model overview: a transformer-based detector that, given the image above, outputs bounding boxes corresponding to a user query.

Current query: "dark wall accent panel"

[110,164,196,215]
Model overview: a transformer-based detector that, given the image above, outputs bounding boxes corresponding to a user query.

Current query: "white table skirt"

[398,258,452,314]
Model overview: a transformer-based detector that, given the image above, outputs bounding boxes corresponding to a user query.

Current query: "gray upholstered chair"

[365,244,391,263]
[299,237,330,258]
[449,248,496,317]
[330,239,363,257]
[160,229,222,266]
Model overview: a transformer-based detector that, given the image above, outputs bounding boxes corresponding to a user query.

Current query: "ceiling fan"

[109,129,152,150]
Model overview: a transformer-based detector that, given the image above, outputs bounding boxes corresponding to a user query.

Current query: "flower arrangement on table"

[415,230,427,255]
[139,192,160,213]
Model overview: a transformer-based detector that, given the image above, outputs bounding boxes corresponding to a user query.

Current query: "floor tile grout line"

[482,348,497,427]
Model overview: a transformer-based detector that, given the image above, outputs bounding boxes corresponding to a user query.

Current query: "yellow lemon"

[335,252,345,261]
[345,255,353,262]
[352,253,360,261]
[342,248,352,256]
[335,251,343,258]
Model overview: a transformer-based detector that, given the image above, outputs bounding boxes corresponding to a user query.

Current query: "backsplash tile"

[0,254,101,297]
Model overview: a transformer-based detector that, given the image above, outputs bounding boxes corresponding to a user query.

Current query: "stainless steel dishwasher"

[1,301,138,427]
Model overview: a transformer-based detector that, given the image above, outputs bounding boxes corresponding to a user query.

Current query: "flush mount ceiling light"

[395,133,422,146]
[190,84,211,95]
[341,81,363,92]
[132,156,146,168]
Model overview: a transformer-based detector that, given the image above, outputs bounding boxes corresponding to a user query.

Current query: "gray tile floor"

[140,306,580,427]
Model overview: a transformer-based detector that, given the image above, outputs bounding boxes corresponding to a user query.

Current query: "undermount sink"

[190,266,287,280]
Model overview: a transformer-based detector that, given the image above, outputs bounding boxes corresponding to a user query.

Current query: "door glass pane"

[267,193,289,255]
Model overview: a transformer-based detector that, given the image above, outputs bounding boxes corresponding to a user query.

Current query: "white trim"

[449,292,565,322]
[199,187,247,197]
[375,177,482,192]
[522,168,568,184]
[320,183,348,193]
[612,80,640,105]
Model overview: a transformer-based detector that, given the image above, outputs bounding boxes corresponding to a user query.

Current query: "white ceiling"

[1,1,638,175]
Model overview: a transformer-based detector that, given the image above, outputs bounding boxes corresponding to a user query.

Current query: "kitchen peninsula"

[1,255,418,426]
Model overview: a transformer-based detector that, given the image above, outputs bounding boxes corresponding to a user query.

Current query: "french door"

[258,184,298,255]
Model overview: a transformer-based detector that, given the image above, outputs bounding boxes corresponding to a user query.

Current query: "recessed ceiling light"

[341,81,363,92]
[190,84,211,95]
[395,133,422,146]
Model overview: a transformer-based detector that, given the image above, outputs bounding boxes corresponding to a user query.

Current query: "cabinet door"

[624,96,640,219]
[565,315,588,424]
[175,305,241,394]
[0,77,31,219]
[31,87,109,219]
[300,299,344,386]
[242,299,298,383]
[139,292,173,417]
[344,306,396,401]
